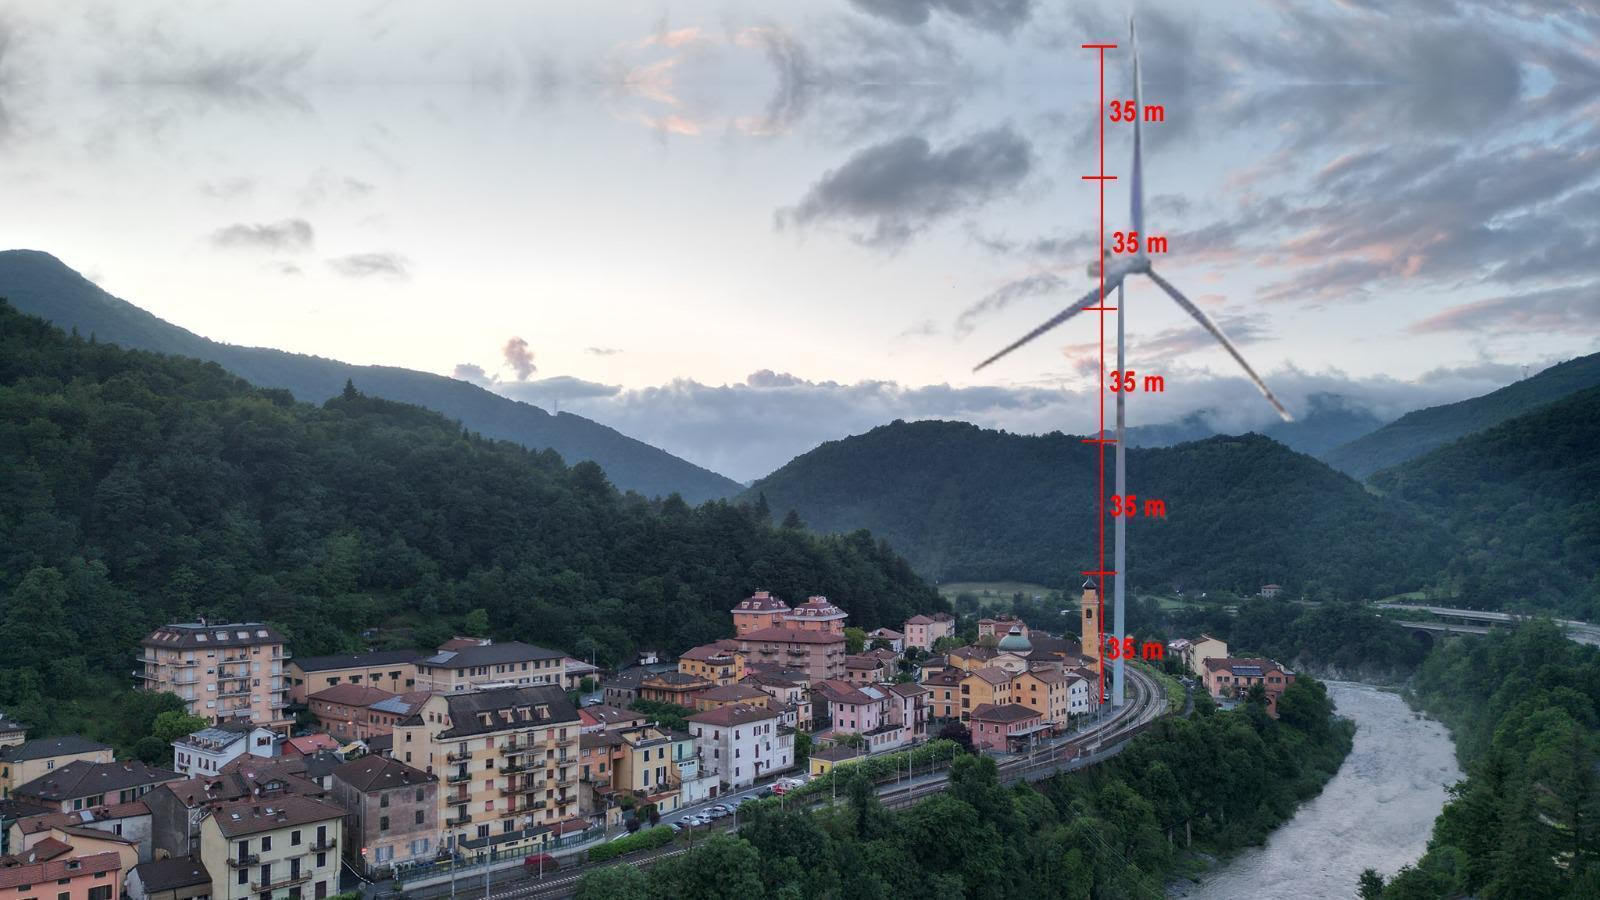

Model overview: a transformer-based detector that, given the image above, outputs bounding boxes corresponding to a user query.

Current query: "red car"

[523,854,560,875]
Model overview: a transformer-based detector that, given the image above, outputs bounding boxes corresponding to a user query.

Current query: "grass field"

[937,581,1054,606]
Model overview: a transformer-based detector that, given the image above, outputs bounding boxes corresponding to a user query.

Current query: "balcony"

[310,838,336,852]
[225,855,261,869]
[499,742,533,755]
[445,813,472,827]
[252,872,310,892]
[445,771,471,784]
[446,750,473,762]
[500,761,529,774]
[446,790,469,805]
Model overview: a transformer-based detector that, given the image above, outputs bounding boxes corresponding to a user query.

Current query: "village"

[0,581,1295,899]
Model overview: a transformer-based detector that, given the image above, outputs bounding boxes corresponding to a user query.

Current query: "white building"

[686,703,792,791]
[1066,671,1096,717]
[172,723,277,777]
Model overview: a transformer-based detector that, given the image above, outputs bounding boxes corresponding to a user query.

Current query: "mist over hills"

[0,250,741,503]
[1124,392,1386,457]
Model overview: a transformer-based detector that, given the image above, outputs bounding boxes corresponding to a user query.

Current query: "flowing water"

[1173,681,1461,899]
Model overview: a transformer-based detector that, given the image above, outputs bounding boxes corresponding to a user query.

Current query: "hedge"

[742,739,963,814]
[587,826,675,863]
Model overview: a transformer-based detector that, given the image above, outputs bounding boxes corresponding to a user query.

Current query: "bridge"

[1379,603,1600,647]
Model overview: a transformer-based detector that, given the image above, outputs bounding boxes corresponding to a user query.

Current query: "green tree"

[575,864,647,900]
[647,835,763,899]
[844,627,866,654]
[1357,868,1384,899]
[151,710,209,744]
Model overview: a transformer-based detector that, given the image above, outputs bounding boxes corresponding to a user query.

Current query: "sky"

[1,0,1597,481]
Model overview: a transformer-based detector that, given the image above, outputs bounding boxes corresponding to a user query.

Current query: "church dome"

[998,625,1032,653]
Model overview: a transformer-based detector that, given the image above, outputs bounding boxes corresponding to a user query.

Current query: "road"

[420,666,1170,900]
[1378,603,1600,646]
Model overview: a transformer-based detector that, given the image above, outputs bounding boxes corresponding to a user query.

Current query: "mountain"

[747,419,1453,599]
[0,250,740,503]
[1322,352,1600,479]
[1369,386,1600,617]
[1124,392,1385,457]
[0,299,941,737]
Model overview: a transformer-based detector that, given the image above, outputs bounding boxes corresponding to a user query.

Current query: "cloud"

[497,364,1530,483]
[778,126,1032,249]
[263,260,303,277]
[502,337,536,381]
[848,0,1035,36]
[453,363,493,385]
[199,177,256,199]
[1407,283,1600,336]
[327,252,409,280]
[585,346,622,356]
[299,170,376,206]
[955,272,1069,338]
[209,219,314,252]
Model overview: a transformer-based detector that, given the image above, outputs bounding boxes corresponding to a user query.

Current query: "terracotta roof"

[0,850,119,889]
[308,683,397,707]
[904,615,934,625]
[22,836,73,860]
[695,684,767,702]
[868,628,903,639]
[207,795,345,838]
[886,682,926,697]
[292,649,421,673]
[739,626,845,645]
[15,800,150,835]
[969,703,1040,723]
[686,703,778,727]
[843,654,886,670]
[1018,668,1068,685]
[678,643,740,662]
[732,591,790,612]
[949,646,998,662]
[284,734,341,755]
[578,705,646,727]
[966,666,1012,686]
[332,756,436,793]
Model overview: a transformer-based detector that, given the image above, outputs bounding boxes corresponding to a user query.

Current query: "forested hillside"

[1323,351,1600,479]
[1370,387,1600,618]
[0,300,940,740]
[1370,621,1600,897]
[0,250,740,502]
[748,420,1452,599]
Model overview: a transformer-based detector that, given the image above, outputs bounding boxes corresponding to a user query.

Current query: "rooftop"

[0,851,119,891]
[967,666,1012,686]
[969,703,1041,723]
[141,621,284,649]
[292,649,422,673]
[686,703,779,728]
[785,596,847,620]
[739,626,845,645]
[436,684,578,739]
[132,856,212,894]
[14,760,179,803]
[207,795,346,838]
[678,642,741,663]
[420,641,564,668]
[732,590,790,613]
[308,683,397,707]
[332,756,436,793]
[0,735,110,763]
[695,684,768,702]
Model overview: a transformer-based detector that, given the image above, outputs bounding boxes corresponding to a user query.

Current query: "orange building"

[958,667,1013,723]
[677,641,745,686]
[783,596,848,634]
[0,850,121,900]
[731,592,790,636]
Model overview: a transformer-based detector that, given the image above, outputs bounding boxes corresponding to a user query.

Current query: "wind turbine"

[973,16,1293,707]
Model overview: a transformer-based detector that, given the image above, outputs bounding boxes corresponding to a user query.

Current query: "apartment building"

[199,796,344,900]
[783,596,848,633]
[146,764,326,860]
[306,685,431,743]
[11,799,155,864]
[611,726,681,814]
[902,613,955,652]
[842,654,893,686]
[730,591,791,636]
[330,756,438,876]
[921,669,965,722]
[1170,635,1229,678]
[0,737,112,799]
[958,667,1013,723]
[737,627,845,684]
[137,622,292,733]
[676,641,745,686]
[286,650,421,704]
[391,685,581,858]
[413,641,565,693]
[637,672,712,706]
[1012,669,1069,726]
[0,850,121,900]
[171,724,276,778]
[687,704,792,791]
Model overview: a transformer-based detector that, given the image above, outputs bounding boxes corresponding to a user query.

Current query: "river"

[1173,681,1461,899]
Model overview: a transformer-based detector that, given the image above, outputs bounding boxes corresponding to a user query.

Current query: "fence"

[391,824,604,886]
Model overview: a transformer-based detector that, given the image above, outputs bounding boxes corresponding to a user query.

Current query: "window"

[238,869,249,886]
[261,835,272,851]
[379,816,390,832]
[292,829,302,846]
[87,888,113,900]
[316,852,327,868]
[379,793,390,808]
[415,788,424,802]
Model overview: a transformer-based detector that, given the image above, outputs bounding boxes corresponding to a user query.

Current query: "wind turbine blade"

[973,275,1125,372]
[1129,14,1145,237]
[1144,269,1295,421]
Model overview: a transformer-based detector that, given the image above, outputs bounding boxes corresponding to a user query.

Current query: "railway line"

[432,665,1172,899]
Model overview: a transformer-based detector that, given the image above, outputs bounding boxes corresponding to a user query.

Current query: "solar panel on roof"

[1232,666,1263,676]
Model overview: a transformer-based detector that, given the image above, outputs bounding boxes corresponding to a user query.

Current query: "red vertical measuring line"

[1095,45,1107,705]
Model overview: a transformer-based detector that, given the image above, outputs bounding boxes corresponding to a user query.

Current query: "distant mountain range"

[1124,392,1386,457]
[1322,352,1600,478]
[0,250,741,503]
[747,419,1453,599]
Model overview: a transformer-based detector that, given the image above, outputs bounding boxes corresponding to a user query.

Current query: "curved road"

[413,667,1170,900]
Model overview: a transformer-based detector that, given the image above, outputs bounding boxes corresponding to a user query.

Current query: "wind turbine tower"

[975,16,1294,706]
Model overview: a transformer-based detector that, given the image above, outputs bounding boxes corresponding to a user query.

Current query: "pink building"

[0,850,120,899]
[784,596,848,634]
[902,614,955,652]
[738,627,846,683]
[968,703,1046,753]
[1203,658,1296,716]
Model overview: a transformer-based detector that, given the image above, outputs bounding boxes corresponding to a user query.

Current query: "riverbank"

[1170,681,1460,898]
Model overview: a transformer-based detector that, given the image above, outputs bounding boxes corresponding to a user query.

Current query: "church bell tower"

[1080,577,1101,660]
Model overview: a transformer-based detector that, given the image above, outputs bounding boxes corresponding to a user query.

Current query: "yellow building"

[392,684,581,857]
[1012,669,1069,726]
[286,650,421,704]
[677,642,745,686]
[612,727,682,814]
[691,684,771,712]
[809,745,869,777]
[958,667,1013,722]
[198,795,344,900]
[0,736,113,799]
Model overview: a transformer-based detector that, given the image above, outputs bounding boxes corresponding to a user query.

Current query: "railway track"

[434,667,1171,899]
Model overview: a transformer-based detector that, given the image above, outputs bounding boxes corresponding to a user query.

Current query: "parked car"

[758,787,775,798]
[523,854,560,875]
[667,823,682,833]
[771,783,788,795]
